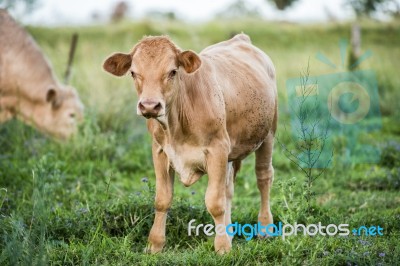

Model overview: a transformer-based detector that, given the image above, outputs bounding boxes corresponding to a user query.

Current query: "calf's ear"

[46,88,62,109]
[103,53,132,76]
[178,50,201,74]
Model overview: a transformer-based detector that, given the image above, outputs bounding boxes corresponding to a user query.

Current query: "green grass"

[1,19,400,265]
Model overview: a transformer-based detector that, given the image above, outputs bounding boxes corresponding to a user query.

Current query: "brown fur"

[103,33,277,254]
[0,9,83,139]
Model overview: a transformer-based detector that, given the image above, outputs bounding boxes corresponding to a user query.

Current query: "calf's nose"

[138,100,162,118]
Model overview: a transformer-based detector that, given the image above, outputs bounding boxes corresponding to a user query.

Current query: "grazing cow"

[103,33,277,254]
[0,9,83,140]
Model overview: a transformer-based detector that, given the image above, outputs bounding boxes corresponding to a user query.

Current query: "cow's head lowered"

[10,84,84,140]
[103,36,201,119]
[39,85,84,139]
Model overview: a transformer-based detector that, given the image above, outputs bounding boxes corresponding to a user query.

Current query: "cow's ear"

[46,88,62,109]
[178,50,201,74]
[103,53,132,76]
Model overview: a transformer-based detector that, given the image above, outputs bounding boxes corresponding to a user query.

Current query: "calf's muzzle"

[138,99,163,118]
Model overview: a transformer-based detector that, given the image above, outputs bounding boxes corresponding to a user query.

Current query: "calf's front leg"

[205,147,231,254]
[147,143,174,253]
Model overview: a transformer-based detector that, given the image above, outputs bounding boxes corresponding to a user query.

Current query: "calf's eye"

[130,71,136,79]
[69,113,75,118]
[168,69,177,79]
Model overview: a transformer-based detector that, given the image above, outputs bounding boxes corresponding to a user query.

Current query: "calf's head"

[103,36,201,119]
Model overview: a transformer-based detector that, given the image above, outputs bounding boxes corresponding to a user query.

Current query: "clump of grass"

[0,156,57,265]
[380,140,400,168]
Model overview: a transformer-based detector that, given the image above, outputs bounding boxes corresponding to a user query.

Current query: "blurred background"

[0,0,399,265]
[3,0,400,25]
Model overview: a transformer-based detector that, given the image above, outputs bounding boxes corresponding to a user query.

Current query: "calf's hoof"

[258,213,274,238]
[257,232,273,239]
[144,242,164,254]
[145,235,165,254]
[214,235,232,255]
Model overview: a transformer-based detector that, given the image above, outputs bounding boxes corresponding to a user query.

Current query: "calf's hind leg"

[255,132,275,237]
[225,161,241,239]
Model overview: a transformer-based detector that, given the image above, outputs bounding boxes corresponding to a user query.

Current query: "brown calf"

[103,34,277,253]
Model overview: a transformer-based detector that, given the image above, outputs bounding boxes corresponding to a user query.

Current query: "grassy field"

[1,19,400,265]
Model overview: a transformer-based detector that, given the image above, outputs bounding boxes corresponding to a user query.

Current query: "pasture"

[1,19,400,265]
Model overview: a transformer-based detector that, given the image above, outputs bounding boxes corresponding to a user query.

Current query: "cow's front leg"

[0,110,12,123]
[205,146,231,254]
[147,143,174,253]
[0,97,14,123]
